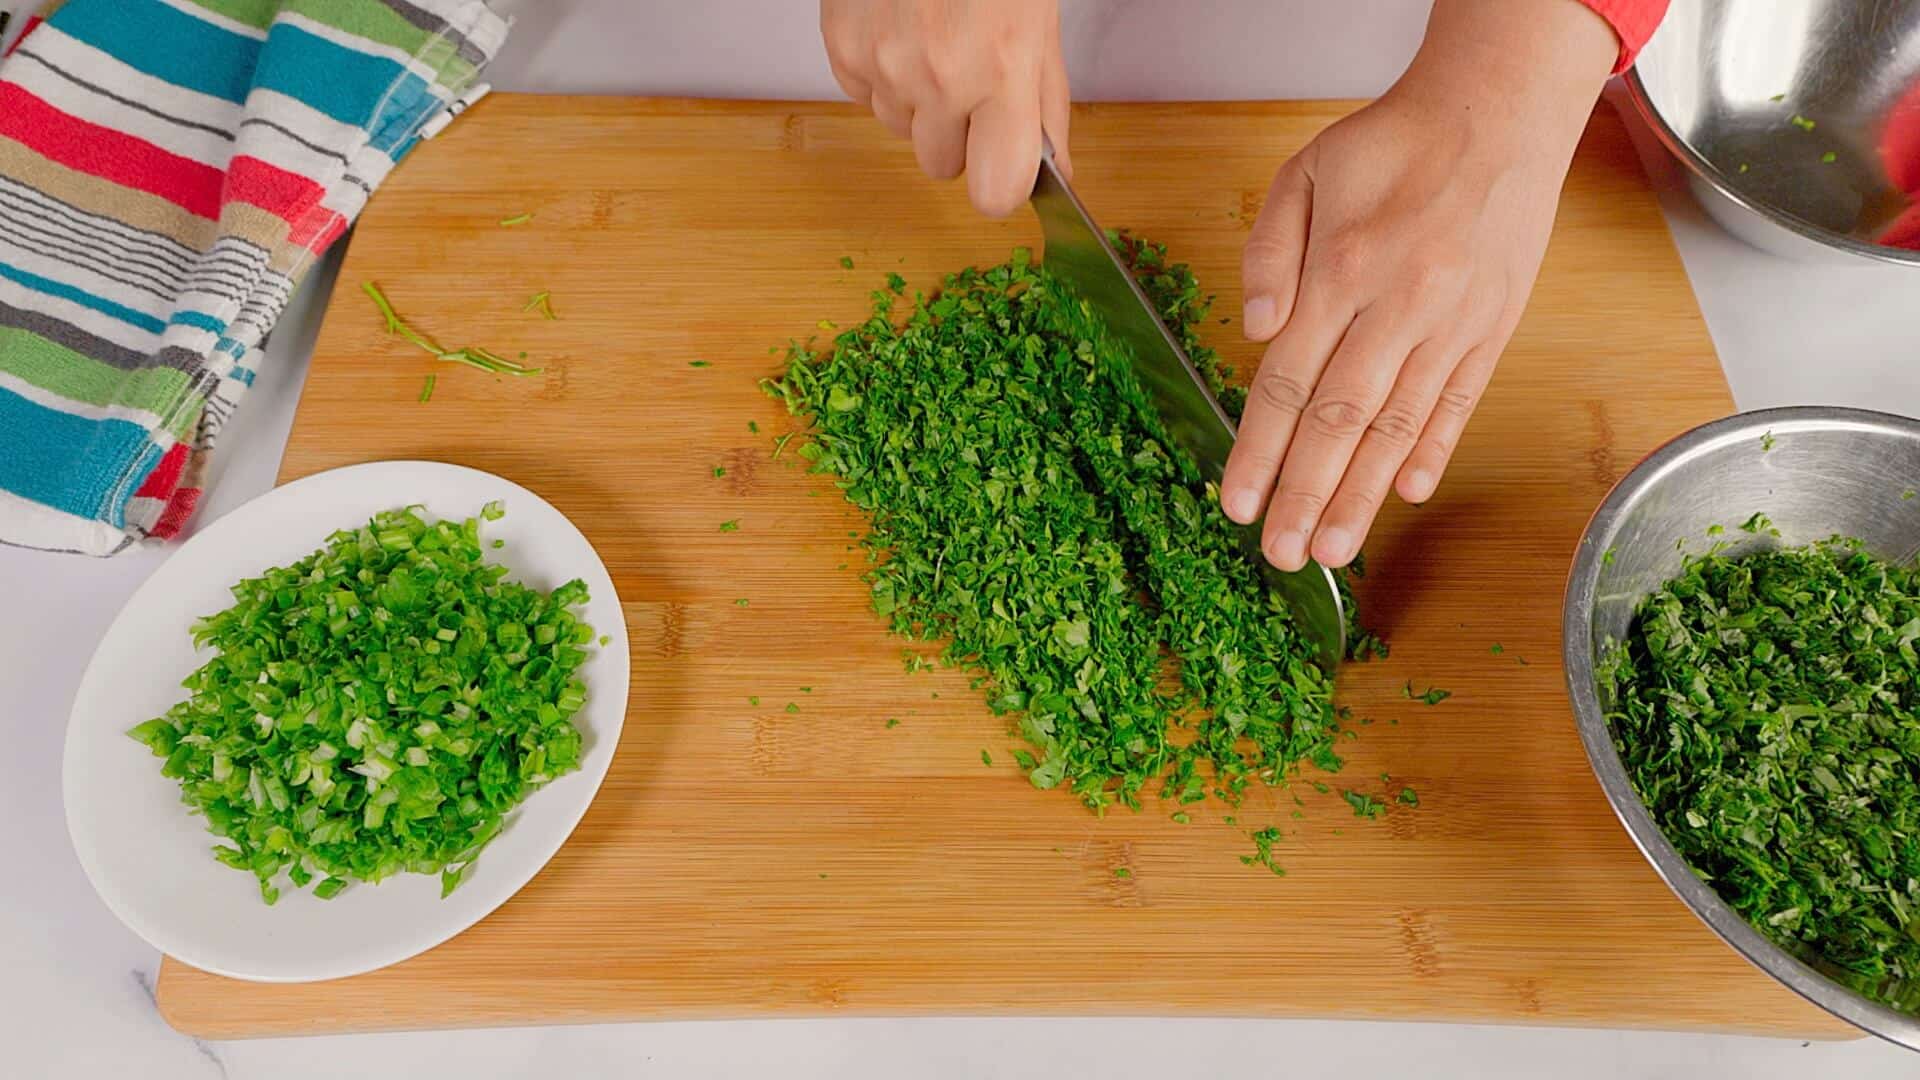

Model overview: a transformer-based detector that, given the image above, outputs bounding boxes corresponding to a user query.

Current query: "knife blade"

[1029,149,1347,671]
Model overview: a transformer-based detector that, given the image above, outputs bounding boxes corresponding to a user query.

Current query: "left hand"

[1219,0,1619,571]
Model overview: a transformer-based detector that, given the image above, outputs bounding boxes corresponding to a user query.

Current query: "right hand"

[820,0,1071,217]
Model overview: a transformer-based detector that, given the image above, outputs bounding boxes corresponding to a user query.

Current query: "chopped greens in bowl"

[1602,536,1920,1012]
[127,504,594,905]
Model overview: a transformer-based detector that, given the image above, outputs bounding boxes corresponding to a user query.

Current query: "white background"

[5,1,1920,1076]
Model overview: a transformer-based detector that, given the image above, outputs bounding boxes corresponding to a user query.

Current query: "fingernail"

[1243,296,1277,339]
[1314,527,1355,566]
[1404,469,1435,503]
[1225,488,1260,523]
[1267,530,1307,571]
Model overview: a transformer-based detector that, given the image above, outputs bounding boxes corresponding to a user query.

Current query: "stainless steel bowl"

[1628,0,1920,266]
[1566,406,1920,1051]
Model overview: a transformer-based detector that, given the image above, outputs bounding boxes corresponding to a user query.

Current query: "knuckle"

[1367,401,1424,447]
[1327,489,1383,525]
[1229,446,1283,482]
[1279,487,1328,518]
[1318,235,1371,287]
[872,39,920,86]
[921,45,968,96]
[1403,255,1466,297]
[1253,370,1314,416]
[1242,236,1299,275]
[1435,386,1478,421]
[1306,393,1372,437]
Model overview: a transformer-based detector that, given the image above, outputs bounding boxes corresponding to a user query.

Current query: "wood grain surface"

[154,97,1846,1040]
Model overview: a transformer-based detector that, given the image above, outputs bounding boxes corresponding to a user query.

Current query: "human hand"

[820,0,1070,217]
[1221,0,1618,571]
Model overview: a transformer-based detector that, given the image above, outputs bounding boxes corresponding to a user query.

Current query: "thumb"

[1241,155,1312,342]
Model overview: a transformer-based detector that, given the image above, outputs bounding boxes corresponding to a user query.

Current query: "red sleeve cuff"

[1576,0,1671,74]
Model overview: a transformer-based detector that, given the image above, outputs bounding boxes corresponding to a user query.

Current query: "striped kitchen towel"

[0,0,507,554]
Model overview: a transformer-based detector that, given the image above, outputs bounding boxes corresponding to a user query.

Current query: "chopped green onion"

[523,291,558,320]
[125,506,592,903]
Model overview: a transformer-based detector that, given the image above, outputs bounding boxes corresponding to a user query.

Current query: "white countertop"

[6,2,1920,1076]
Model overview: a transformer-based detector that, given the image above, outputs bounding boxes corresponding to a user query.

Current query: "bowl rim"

[1623,67,1920,269]
[1564,404,1920,1052]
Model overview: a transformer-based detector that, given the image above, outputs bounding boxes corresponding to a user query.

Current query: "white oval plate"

[64,461,629,983]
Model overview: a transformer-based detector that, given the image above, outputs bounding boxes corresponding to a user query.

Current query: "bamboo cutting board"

[156,97,1848,1040]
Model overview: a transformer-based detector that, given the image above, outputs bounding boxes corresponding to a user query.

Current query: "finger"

[1219,286,1354,526]
[1039,30,1072,181]
[911,105,970,180]
[1260,308,1418,572]
[870,92,913,141]
[1241,155,1313,342]
[965,75,1044,218]
[824,48,873,106]
[1396,339,1502,504]
[1308,338,1461,567]
[820,1,873,104]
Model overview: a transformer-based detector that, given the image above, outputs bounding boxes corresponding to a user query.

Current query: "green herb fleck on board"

[748,420,760,434]
[1113,867,1132,879]
[1822,151,1838,164]
[1489,643,1503,655]
[689,360,711,368]
[713,466,727,478]
[1399,787,1420,807]
[839,256,855,270]
[523,291,558,320]
[719,519,740,532]
[885,717,900,728]
[786,702,799,713]
[735,598,750,607]
[1403,681,1451,706]
[1171,811,1190,824]
[886,272,907,293]
[981,749,992,766]
[1240,827,1285,876]
[1343,790,1385,819]
[418,373,435,403]
[749,696,760,706]
[499,212,533,226]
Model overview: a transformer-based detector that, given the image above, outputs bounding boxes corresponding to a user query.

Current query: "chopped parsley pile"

[1604,537,1920,1010]
[768,238,1363,822]
[128,506,594,904]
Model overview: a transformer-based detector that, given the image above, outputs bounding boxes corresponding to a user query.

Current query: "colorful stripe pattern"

[0,0,505,554]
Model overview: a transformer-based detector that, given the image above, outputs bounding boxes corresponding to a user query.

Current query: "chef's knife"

[1029,147,1347,671]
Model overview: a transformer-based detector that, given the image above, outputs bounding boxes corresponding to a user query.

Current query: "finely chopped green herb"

[768,239,1360,830]
[1603,537,1920,1010]
[126,507,592,904]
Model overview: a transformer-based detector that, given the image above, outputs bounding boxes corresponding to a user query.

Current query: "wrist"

[1392,0,1615,150]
